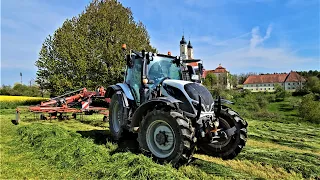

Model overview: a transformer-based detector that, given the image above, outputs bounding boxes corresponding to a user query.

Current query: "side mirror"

[191,75,199,81]
[126,55,133,68]
[198,63,203,75]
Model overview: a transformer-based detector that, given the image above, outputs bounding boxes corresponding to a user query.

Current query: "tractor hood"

[161,80,214,113]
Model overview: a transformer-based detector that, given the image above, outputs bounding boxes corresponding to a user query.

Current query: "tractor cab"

[124,50,203,104]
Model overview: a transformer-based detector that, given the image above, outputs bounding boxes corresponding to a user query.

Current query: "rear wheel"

[109,93,127,141]
[198,107,248,159]
[138,109,195,166]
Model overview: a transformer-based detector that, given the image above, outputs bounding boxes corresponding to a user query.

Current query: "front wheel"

[109,93,127,141]
[138,109,195,166]
[198,106,248,159]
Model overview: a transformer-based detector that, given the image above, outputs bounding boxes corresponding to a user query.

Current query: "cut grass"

[1,95,320,179]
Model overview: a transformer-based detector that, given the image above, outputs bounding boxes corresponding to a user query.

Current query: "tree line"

[35,0,155,96]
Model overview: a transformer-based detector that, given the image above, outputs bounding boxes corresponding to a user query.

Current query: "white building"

[243,71,306,92]
[180,35,194,60]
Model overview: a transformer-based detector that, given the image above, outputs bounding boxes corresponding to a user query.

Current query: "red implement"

[26,86,109,120]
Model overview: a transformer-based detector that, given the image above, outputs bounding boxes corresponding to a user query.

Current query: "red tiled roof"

[285,71,306,82]
[203,70,214,78]
[202,65,228,78]
[244,74,287,84]
[214,65,227,73]
[243,71,305,84]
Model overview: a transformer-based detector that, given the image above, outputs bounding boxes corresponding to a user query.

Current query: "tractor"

[105,45,248,166]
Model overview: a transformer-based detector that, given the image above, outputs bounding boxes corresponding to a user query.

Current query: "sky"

[1,0,319,86]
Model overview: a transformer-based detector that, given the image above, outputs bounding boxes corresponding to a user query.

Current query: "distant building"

[203,64,232,89]
[180,35,194,60]
[179,36,231,89]
[243,71,306,92]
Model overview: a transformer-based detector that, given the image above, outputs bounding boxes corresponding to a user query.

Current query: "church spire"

[180,35,187,45]
[187,40,193,48]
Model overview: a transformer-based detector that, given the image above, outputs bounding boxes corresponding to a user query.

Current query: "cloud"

[194,24,318,74]
[250,24,273,49]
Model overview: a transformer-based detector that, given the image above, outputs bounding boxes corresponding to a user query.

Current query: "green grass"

[1,95,320,179]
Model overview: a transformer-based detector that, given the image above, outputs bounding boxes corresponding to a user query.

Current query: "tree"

[299,93,320,124]
[274,83,286,101]
[36,0,156,96]
[203,73,217,90]
[306,76,320,94]
[229,74,238,88]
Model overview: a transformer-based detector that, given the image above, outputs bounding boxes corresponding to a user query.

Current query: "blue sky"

[1,0,319,86]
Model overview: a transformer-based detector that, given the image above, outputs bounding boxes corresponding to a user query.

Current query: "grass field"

[0,96,319,179]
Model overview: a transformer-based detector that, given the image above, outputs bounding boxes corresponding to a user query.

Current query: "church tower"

[187,40,193,59]
[180,35,187,60]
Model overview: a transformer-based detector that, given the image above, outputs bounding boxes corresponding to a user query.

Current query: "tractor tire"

[198,106,248,159]
[109,93,128,141]
[138,109,195,167]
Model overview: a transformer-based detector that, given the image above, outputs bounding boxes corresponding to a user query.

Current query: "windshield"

[148,56,182,84]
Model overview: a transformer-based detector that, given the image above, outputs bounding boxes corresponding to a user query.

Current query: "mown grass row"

[2,120,246,179]
[3,116,317,179]
[1,95,319,179]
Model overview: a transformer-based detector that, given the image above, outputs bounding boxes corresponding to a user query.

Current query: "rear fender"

[106,83,134,101]
[105,85,122,98]
[116,83,134,100]
[130,97,181,132]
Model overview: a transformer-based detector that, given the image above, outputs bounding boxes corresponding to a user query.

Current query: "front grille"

[184,83,214,111]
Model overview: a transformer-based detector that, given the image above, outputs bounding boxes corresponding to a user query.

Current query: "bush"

[256,94,268,109]
[298,93,320,124]
[274,84,286,101]
[0,83,47,97]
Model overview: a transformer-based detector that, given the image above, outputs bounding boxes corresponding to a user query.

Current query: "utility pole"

[20,72,22,84]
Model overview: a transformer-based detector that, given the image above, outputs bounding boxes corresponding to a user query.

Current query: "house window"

[292,87,295,89]
[288,87,290,89]
[256,88,258,90]
[260,88,262,90]
[268,88,270,90]
[264,84,266,86]
[293,83,295,85]
[288,83,290,85]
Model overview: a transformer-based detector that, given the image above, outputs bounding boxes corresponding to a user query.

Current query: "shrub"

[274,84,286,101]
[256,94,268,109]
[298,93,320,124]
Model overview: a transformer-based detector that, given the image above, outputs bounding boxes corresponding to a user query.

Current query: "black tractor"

[105,46,248,166]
